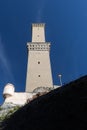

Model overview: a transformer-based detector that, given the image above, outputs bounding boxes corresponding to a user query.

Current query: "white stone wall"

[3,86,60,105]
[26,50,53,92]
[4,92,35,105]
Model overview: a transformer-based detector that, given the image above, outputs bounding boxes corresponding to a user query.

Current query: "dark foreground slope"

[2,76,87,130]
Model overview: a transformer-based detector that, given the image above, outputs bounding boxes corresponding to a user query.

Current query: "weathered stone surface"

[33,86,53,93]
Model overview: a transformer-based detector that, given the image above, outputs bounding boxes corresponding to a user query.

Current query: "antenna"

[58,74,62,86]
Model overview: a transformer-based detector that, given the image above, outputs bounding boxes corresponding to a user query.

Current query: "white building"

[3,83,35,105]
[3,23,60,106]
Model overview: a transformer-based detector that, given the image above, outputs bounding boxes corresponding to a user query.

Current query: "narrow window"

[38,75,40,77]
[38,61,40,64]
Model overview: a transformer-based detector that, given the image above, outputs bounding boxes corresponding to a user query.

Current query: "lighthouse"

[25,23,53,92]
[2,23,60,106]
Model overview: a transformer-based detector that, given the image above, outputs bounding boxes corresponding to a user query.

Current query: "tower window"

[38,75,40,77]
[38,61,40,64]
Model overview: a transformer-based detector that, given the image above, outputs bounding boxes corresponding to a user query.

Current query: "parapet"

[3,83,15,99]
[32,23,45,27]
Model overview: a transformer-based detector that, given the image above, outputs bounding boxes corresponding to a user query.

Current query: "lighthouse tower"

[25,23,53,92]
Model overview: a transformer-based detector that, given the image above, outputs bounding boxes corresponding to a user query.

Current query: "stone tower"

[25,23,53,92]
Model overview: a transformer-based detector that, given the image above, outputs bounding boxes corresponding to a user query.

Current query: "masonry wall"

[4,92,35,105]
[26,50,53,92]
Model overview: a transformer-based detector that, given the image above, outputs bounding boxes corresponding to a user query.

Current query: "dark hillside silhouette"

[2,75,87,130]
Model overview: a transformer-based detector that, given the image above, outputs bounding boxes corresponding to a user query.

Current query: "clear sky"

[0,0,87,104]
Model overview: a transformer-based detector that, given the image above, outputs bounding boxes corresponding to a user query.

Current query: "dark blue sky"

[0,0,87,104]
